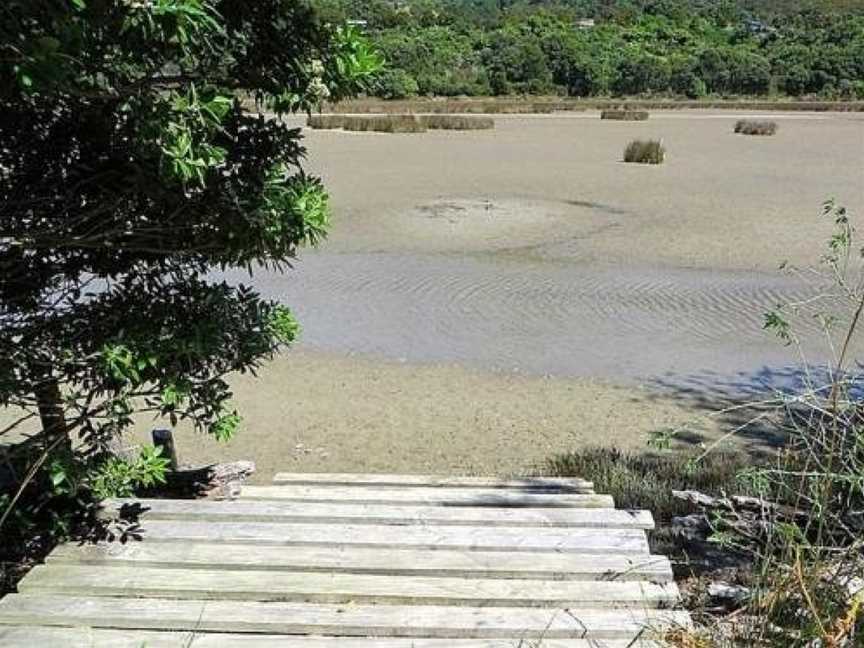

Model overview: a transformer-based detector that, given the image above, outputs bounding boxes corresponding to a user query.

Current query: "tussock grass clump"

[623,139,665,164]
[307,114,346,129]
[601,109,650,121]
[308,114,426,133]
[734,119,778,136]
[419,115,494,130]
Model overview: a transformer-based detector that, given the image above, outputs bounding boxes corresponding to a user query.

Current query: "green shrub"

[601,109,649,121]
[86,446,171,500]
[623,139,665,164]
[373,68,419,100]
[546,447,750,527]
[419,115,494,130]
[734,119,779,136]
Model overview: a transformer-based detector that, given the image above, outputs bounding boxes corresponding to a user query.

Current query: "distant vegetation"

[624,139,666,164]
[315,0,864,101]
[601,109,650,120]
[735,119,779,135]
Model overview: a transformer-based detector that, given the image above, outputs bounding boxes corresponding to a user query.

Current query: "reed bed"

[419,115,494,130]
[601,109,650,121]
[307,115,346,129]
[308,114,426,133]
[308,113,495,132]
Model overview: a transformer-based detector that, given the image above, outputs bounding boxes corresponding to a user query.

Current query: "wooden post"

[152,429,178,471]
[34,376,71,455]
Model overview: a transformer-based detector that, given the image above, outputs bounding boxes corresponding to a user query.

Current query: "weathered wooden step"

[119,519,650,553]
[240,485,608,506]
[19,564,680,608]
[0,625,663,647]
[105,498,651,529]
[0,594,692,640]
[49,542,674,581]
[272,473,594,491]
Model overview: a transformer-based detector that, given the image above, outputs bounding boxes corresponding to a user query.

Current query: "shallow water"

[229,251,823,388]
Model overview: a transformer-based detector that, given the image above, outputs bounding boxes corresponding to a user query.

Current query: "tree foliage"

[0,0,381,468]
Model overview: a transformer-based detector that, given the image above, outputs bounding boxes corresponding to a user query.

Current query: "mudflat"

[8,111,862,476]
[180,110,861,476]
[301,110,862,269]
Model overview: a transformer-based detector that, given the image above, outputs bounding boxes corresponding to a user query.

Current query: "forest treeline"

[314,0,864,100]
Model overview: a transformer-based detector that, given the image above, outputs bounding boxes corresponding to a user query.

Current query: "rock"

[708,581,750,604]
[672,513,710,540]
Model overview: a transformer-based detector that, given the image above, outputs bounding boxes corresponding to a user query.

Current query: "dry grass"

[419,115,494,130]
[321,97,864,115]
[735,119,779,136]
[547,447,749,525]
[624,139,666,164]
[601,109,650,121]
[308,114,426,133]
[321,99,562,114]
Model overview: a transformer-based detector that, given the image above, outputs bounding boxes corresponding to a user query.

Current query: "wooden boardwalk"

[0,473,690,646]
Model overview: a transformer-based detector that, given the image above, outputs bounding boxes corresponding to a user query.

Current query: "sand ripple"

[228,253,820,382]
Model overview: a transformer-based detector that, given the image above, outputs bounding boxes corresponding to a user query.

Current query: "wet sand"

[134,351,723,484]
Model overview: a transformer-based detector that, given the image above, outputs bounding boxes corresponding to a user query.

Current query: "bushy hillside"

[315,0,864,99]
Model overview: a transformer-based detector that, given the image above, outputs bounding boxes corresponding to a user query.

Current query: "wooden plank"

[19,564,680,608]
[105,498,653,529]
[111,519,650,553]
[0,626,663,647]
[48,542,674,581]
[0,594,692,640]
[240,485,609,506]
[272,473,594,491]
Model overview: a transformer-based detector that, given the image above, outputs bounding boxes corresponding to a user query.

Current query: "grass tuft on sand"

[624,139,666,164]
[734,119,778,136]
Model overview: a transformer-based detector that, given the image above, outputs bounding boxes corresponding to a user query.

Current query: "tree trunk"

[34,376,71,455]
